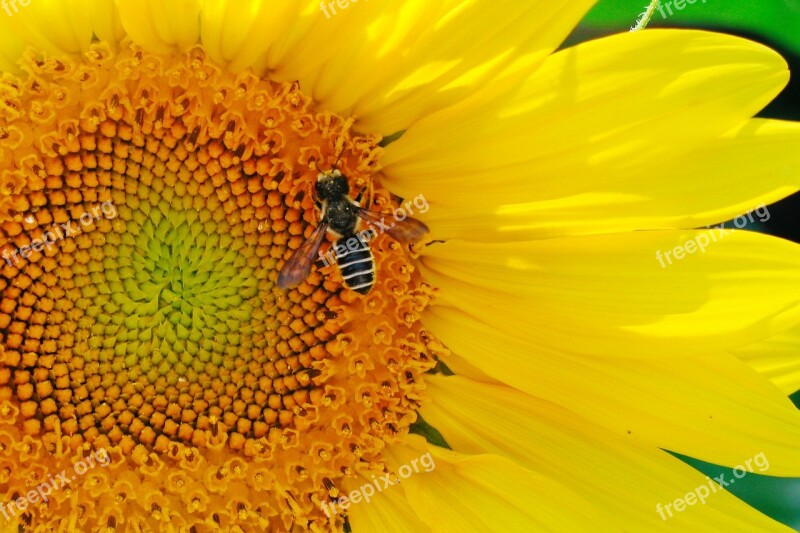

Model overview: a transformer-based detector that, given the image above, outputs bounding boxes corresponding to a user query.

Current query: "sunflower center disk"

[0,43,438,530]
[118,207,260,384]
[111,203,266,394]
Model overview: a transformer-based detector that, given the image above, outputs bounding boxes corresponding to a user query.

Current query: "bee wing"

[277,222,329,290]
[357,208,429,243]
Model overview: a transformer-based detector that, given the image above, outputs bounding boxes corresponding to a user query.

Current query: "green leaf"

[409,415,451,449]
[580,0,800,55]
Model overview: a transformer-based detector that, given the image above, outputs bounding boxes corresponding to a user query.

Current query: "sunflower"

[3,0,800,531]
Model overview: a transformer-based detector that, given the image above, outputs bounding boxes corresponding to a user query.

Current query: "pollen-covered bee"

[277,169,429,294]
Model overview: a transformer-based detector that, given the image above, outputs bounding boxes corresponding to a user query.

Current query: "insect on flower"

[277,168,429,294]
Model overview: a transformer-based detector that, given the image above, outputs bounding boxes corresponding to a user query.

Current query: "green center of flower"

[107,205,262,384]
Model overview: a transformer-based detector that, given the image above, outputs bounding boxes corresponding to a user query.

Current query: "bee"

[277,169,429,294]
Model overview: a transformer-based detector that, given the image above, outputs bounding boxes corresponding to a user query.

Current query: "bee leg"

[314,199,330,224]
[353,183,375,208]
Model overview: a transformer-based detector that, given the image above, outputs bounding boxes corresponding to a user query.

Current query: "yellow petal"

[0,15,26,73]
[89,0,126,45]
[0,0,124,66]
[268,0,597,134]
[436,351,501,383]
[198,0,305,73]
[421,231,800,358]
[426,306,800,476]
[734,324,800,395]
[0,0,103,56]
[384,435,611,531]
[382,30,788,210]
[115,0,201,54]
[422,375,790,531]
[411,119,800,242]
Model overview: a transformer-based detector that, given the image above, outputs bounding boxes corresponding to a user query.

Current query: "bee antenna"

[331,143,346,172]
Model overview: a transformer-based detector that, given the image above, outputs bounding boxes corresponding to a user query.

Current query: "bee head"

[315,170,349,201]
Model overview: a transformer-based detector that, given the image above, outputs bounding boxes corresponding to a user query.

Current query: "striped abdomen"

[336,236,374,294]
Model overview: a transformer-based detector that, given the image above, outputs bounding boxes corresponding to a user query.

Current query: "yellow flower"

[1,0,800,531]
